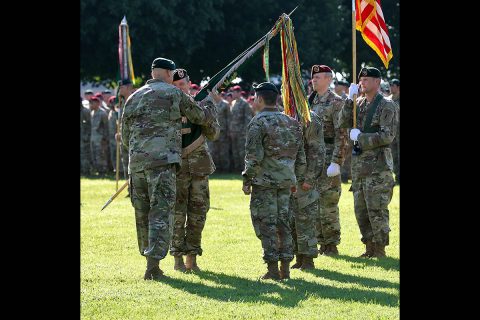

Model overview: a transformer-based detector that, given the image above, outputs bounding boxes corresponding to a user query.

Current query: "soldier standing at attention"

[242,82,306,280]
[169,68,220,272]
[338,67,398,258]
[89,96,109,176]
[310,65,348,256]
[229,85,254,173]
[121,57,215,280]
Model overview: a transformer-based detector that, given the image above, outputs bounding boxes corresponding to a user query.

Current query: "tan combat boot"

[174,255,186,272]
[144,257,164,281]
[300,256,315,270]
[323,244,339,256]
[185,254,200,272]
[261,261,280,280]
[359,240,375,258]
[291,254,304,269]
[372,244,386,258]
[279,260,290,280]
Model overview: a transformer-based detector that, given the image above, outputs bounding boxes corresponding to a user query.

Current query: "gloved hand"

[350,128,361,141]
[348,83,359,100]
[326,162,341,177]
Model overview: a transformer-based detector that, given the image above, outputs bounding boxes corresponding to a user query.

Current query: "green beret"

[151,57,176,70]
[358,67,381,80]
[173,69,188,81]
[253,82,279,94]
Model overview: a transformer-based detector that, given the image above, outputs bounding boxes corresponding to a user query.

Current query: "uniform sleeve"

[201,99,221,141]
[243,100,254,130]
[358,101,398,151]
[179,90,214,126]
[295,128,307,184]
[332,98,348,165]
[242,119,264,182]
[303,119,325,185]
[338,98,354,128]
[120,100,132,152]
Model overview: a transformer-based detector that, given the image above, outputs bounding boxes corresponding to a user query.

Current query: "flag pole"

[352,0,357,128]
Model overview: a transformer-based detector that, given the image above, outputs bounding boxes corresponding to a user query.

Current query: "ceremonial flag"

[118,16,135,84]
[355,0,393,68]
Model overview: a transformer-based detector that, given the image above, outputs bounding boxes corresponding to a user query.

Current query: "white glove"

[348,84,359,100]
[350,128,361,141]
[326,162,341,177]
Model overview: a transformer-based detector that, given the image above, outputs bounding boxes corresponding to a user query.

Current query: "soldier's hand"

[301,182,312,191]
[326,163,341,177]
[348,84,359,100]
[208,89,222,103]
[350,128,361,141]
[242,184,251,195]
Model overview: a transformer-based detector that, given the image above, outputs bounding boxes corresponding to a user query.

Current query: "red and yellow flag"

[355,0,393,68]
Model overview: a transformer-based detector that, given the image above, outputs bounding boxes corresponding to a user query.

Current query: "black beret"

[253,82,279,94]
[390,79,400,86]
[358,67,381,80]
[118,79,132,86]
[339,80,350,86]
[84,89,93,95]
[151,57,176,70]
[173,69,188,82]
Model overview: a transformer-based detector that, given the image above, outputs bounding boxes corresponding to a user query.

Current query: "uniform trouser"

[316,175,342,246]
[341,142,353,181]
[129,165,176,260]
[110,141,128,177]
[352,171,394,246]
[230,132,246,173]
[250,185,293,263]
[80,141,91,175]
[170,169,210,256]
[211,138,231,172]
[90,139,108,174]
[391,138,400,182]
[108,140,116,172]
[289,194,319,258]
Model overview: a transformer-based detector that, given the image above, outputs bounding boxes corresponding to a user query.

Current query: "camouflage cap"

[358,67,381,80]
[253,82,279,94]
[151,57,176,70]
[173,69,188,81]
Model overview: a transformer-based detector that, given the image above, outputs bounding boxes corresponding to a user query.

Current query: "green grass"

[81,174,399,320]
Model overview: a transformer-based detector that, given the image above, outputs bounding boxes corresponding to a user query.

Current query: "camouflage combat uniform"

[209,99,231,172]
[90,107,109,174]
[389,94,400,183]
[230,97,253,173]
[338,92,398,247]
[311,89,348,249]
[170,97,220,257]
[81,105,92,175]
[290,111,326,258]
[108,108,118,173]
[121,78,214,261]
[243,107,306,263]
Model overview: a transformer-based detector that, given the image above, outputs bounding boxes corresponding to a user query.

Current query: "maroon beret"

[311,64,333,78]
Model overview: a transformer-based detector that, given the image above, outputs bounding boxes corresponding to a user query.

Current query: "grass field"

[81,174,399,319]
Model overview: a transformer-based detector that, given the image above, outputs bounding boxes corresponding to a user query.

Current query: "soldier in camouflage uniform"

[242,82,306,280]
[121,58,215,280]
[107,96,118,173]
[208,92,231,173]
[389,79,400,184]
[117,79,136,180]
[338,66,398,258]
[81,97,92,175]
[309,65,348,256]
[229,85,254,173]
[169,69,220,272]
[336,80,353,183]
[290,110,325,270]
[89,96,109,176]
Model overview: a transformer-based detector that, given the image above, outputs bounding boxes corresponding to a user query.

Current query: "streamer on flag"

[118,16,135,84]
[195,11,310,124]
[355,0,393,68]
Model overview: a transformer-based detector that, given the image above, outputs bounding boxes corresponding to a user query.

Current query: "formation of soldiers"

[81,57,399,281]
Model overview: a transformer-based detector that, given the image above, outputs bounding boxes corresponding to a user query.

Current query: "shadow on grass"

[162,269,398,308]
[331,255,399,272]
[303,268,398,289]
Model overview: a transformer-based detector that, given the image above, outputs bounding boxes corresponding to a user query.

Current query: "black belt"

[324,137,334,144]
